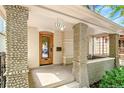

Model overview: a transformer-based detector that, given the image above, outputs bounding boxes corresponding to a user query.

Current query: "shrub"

[99,67,124,88]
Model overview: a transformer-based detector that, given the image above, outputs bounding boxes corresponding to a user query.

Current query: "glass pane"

[42,36,49,58]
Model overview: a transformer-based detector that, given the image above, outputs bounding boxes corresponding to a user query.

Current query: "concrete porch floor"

[28,64,76,88]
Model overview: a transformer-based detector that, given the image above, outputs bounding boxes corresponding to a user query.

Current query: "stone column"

[109,34,119,67]
[72,23,89,87]
[3,5,29,88]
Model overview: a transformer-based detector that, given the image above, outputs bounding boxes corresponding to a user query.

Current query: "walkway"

[119,59,124,66]
[28,64,76,88]
[119,54,124,66]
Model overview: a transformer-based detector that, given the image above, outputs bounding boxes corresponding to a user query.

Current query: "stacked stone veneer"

[72,23,89,87]
[109,34,119,67]
[3,5,29,88]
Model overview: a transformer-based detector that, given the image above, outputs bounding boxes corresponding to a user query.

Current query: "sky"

[94,5,124,27]
[0,16,4,33]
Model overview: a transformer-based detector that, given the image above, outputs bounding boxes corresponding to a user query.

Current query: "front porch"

[0,5,123,88]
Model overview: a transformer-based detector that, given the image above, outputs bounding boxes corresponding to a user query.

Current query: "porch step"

[41,78,75,88]
[57,81,79,88]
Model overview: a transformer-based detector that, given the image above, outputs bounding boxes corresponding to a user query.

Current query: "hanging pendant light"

[55,18,66,31]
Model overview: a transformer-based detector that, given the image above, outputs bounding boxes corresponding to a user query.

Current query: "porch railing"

[0,52,6,88]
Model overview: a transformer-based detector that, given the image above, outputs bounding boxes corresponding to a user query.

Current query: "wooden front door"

[39,32,53,65]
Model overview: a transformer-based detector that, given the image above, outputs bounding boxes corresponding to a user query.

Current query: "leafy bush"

[99,67,124,88]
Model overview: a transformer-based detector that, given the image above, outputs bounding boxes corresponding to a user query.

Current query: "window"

[119,39,124,54]
[95,36,109,56]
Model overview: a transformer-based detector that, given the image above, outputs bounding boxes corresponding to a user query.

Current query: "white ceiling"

[28,9,74,32]
[27,5,115,35]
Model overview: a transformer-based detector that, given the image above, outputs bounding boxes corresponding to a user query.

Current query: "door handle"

[50,48,53,52]
[44,58,48,60]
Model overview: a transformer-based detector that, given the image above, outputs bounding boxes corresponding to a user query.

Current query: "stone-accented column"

[109,34,119,67]
[72,23,89,87]
[3,5,29,88]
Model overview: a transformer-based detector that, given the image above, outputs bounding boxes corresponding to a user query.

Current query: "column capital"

[73,23,88,30]
[3,5,28,12]
[109,33,119,36]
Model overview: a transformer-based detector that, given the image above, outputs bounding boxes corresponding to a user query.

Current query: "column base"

[5,73,29,88]
[72,61,89,88]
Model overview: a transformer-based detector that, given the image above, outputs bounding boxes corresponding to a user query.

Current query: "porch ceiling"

[25,5,123,35]
[1,5,124,35]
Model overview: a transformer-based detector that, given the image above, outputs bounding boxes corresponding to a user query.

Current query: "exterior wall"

[63,29,73,64]
[93,37,98,55]
[87,58,115,84]
[88,36,93,56]
[28,27,63,68]
[53,30,63,65]
[0,34,6,52]
[28,27,39,68]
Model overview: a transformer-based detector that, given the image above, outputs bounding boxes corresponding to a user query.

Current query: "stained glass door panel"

[39,32,53,65]
[42,36,49,59]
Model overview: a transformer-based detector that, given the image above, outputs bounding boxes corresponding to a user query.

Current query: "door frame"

[39,31,54,66]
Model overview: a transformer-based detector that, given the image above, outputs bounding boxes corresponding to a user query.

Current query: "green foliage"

[97,5,124,19]
[99,67,124,88]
